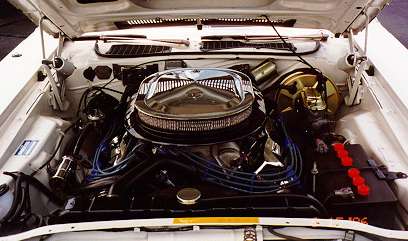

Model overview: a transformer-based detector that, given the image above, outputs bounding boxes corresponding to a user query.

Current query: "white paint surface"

[0,28,58,119]
[355,19,408,109]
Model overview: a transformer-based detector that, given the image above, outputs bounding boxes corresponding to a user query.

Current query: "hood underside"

[9,0,389,38]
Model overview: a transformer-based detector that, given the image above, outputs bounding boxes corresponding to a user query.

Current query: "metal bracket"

[383,172,408,181]
[38,20,71,111]
[344,29,367,106]
[42,64,68,111]
[344,59,367,106]
[344,10,371,106]
[367,159,408,181]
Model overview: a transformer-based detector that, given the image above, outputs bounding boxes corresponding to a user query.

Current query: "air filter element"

[126,68,266,145]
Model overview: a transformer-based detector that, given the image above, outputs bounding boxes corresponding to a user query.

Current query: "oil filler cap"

[177,188,201,205]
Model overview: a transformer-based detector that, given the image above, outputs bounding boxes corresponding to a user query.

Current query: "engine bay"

[0,53,406,236]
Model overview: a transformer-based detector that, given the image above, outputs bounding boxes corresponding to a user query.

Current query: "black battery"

[315,144,399,229]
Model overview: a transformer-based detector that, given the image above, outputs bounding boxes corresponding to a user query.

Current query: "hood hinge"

[344,9,370,106]
[39,19,73,111]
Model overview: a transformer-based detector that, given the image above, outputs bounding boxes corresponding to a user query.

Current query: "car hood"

[9,0,389,38]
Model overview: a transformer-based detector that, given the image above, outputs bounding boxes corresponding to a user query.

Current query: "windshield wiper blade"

[72,34,147,41]
[73,34,190,46]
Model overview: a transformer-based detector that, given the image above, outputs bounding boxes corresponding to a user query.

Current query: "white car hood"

[9,0,388,38]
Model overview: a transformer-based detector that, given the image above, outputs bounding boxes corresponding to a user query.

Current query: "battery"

[315,144,399,229]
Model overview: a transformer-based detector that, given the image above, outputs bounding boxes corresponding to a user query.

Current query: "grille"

[133,68,255,132]
[95,44,171,57]
[201,41,294,51]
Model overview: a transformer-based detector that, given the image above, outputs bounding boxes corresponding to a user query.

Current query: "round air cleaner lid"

[133,68,254,130]
[126,68,266,145]
[136,68,254,118]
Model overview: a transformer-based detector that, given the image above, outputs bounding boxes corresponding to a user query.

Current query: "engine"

[44,65,319,222]
[122,68,298,194]
[37,64,399,230]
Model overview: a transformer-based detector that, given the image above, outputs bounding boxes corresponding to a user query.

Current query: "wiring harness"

[166,117,302,193]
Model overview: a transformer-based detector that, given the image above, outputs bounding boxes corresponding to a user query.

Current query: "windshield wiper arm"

[72,34,147,41]
[73,34,190,46]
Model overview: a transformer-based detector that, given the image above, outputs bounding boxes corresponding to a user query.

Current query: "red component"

[336,149,349,159]
[348,168,360,178]
[358,184,370,196]
[332,143,345,152]
[341,156,353,167]
[352,176,365,186]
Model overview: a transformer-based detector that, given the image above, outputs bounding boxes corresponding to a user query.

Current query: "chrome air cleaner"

[135,68,254,131]
[126,68,266,145]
